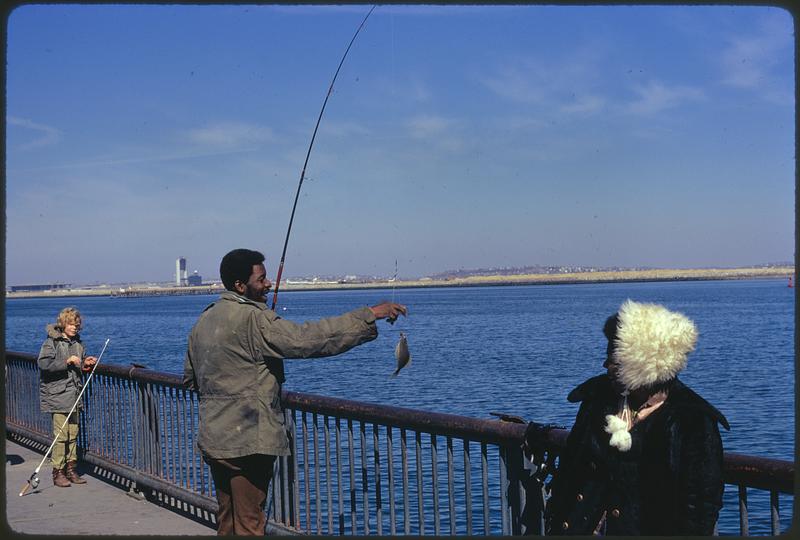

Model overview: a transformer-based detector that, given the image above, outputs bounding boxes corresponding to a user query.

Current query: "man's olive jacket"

[183,291,378,459]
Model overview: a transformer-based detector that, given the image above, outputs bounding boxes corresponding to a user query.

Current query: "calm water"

[5,278,794,533]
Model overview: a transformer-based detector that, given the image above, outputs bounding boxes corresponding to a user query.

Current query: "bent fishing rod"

[271,5,377,311]
[19,338,110,497]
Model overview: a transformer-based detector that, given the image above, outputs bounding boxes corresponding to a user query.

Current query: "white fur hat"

[612,299,698,391]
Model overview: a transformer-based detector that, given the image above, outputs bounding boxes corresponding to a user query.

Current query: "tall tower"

[176,257,187,286]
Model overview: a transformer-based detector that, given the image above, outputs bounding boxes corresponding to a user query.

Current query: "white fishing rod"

[19,338,110,497]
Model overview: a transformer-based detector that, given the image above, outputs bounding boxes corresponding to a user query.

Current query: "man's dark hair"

[603,313,619,341]
[220,249,265,291]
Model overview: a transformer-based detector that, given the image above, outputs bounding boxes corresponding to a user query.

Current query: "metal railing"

[4,351,794,535]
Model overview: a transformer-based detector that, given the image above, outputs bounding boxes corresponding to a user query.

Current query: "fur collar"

[46,323,81,342]
[567,375,729,430]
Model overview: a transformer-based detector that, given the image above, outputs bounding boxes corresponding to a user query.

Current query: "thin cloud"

[406,115,453,139]
[321,120,371,138]
[405,114,465,152]
[719,14,792,99]
[560,94,606,115]
[479,45,608,111]
[7,116,61,150]
[481,64,548,105]
[625,81,705,115]
[407,78,432,102]
[721,37,779,88]
[495,115,548,132]
[374,76,432,105]
[185,121,274,149]
[7,147,256,174]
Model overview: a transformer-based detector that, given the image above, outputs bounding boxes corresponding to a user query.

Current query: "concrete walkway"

[4,438,215,535]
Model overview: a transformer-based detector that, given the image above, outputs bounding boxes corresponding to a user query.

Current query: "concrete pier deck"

[4,438,215,535]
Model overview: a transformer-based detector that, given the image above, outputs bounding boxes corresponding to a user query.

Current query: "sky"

[4,4,795,285]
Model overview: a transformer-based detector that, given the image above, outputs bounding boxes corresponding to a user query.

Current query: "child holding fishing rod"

[37,307,97,487]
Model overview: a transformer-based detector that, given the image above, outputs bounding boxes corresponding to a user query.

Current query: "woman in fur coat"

[543,300,729,535]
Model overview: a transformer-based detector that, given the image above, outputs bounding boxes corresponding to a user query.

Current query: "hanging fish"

[392,332,411,377]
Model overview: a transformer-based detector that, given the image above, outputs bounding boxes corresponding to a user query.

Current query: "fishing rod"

[271,5,377,311]
[19,338,110,497]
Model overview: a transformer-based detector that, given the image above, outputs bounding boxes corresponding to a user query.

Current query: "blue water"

[5,278,794,533]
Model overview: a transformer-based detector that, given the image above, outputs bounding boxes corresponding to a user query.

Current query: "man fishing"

[183,248,406,535]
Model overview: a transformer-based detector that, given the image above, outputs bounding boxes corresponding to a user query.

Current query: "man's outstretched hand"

[370,302,408,324]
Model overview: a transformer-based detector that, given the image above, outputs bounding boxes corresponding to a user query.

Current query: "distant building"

[9,283,70,292]
[187,271,202,286]
[176,257,188,286]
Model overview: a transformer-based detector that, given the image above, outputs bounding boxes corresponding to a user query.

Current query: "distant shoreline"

[5,266,794,299]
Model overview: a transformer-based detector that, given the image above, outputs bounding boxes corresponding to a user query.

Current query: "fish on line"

[392,332,411,377]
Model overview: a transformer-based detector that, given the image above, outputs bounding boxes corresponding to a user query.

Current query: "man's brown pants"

[207,454,276,536]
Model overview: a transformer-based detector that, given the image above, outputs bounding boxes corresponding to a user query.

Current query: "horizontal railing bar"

[287,390,539,446]
[6,352,794,495]
[724,453,794,494]
[6,350,185,388]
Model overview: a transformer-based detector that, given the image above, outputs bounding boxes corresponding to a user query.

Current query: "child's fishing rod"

[19,338,110,497]
[271,5,377,311]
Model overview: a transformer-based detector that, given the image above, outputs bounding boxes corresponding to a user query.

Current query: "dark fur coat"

[545,375,729,536]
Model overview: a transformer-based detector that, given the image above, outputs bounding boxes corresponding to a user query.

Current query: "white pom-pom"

[604,414,628,433]
[604,414,632,452]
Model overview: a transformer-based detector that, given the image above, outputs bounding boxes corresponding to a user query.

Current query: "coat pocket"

[41,377,73,412]
[199,396,259,453]
[42,378,69,404]
[48,378,70,396]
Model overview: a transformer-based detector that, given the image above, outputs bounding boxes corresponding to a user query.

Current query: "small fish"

[392,332,411,377]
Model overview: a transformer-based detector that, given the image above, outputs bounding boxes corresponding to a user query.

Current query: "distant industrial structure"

[187,271,202,286]
[176,257,202,286]
[8,283,70,292]
[175,257,188,286]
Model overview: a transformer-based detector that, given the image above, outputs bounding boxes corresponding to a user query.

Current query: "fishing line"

[389,258,412,379]
[19,338,110,497]
[391,258,398,304]
[271,5,378,311]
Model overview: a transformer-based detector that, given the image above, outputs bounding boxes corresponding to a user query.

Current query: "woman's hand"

[82,356,98,373]
[66,355,81,367]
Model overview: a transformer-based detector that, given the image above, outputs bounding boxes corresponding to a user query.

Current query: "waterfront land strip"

[6,266,794,299]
